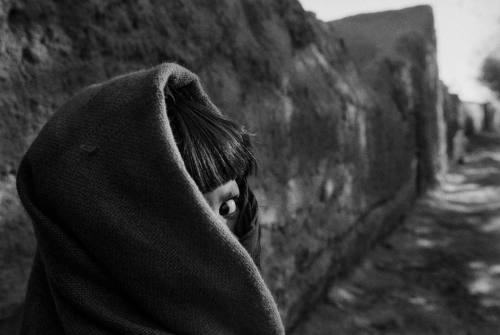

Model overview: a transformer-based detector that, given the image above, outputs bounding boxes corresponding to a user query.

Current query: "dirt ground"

[291,132,500,335]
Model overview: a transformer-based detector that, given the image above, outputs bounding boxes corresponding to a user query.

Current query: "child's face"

[202,180,240,232]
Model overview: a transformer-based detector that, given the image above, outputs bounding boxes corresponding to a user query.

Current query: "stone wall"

[329,5,448,191]
[0,1,459,331]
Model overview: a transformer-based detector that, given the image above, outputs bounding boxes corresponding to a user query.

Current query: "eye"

[219,198,238,217]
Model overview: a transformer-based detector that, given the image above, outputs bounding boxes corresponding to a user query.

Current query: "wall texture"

[0,1,456,331]
[330,5,447,191]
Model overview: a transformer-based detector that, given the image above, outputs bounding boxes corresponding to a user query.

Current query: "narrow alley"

[293,133,500,334]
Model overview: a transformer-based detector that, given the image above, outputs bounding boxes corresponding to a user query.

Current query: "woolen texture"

[234,182,261,270]
[16,63,285,334]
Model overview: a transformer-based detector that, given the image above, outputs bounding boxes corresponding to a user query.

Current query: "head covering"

[16,63,284,334]
[235,182,261,269]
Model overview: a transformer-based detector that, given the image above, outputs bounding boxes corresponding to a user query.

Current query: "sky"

[298,0,500,102]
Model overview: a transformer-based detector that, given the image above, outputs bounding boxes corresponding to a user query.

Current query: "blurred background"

[1,0,500,334]
[302,0,500,102]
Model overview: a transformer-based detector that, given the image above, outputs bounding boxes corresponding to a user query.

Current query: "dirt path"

[292,133,500,335]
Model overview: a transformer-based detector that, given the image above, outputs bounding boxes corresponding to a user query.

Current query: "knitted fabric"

[16,63,284,334]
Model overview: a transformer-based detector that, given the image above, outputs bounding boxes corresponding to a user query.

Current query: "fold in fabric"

[16,63,284,334]
[235,182,261,270]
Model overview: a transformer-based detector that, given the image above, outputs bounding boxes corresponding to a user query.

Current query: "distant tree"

[481,56,500,98]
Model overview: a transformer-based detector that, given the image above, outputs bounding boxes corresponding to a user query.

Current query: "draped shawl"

[16,63,284,334]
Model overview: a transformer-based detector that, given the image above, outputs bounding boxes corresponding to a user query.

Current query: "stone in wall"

[0,0,441,330]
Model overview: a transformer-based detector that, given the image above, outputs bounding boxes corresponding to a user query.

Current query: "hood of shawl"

[16,63,284,334]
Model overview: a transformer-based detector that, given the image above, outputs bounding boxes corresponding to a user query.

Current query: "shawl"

[16,63,284,334]
[234,182,261,270]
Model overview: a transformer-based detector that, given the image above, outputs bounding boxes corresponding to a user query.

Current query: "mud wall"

[0,1,454,330]
[330,5,448,191]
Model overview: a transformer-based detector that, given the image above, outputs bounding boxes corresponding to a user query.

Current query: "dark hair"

[166,86,257,194]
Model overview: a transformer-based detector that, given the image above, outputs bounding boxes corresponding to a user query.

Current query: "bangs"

[167,88,256,193]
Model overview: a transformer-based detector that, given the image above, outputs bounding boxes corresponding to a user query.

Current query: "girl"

[166,86,261,267]
[16,63,284,334]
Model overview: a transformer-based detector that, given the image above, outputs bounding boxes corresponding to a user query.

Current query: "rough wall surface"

[0,1,445,330]
[330,5,447,190]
